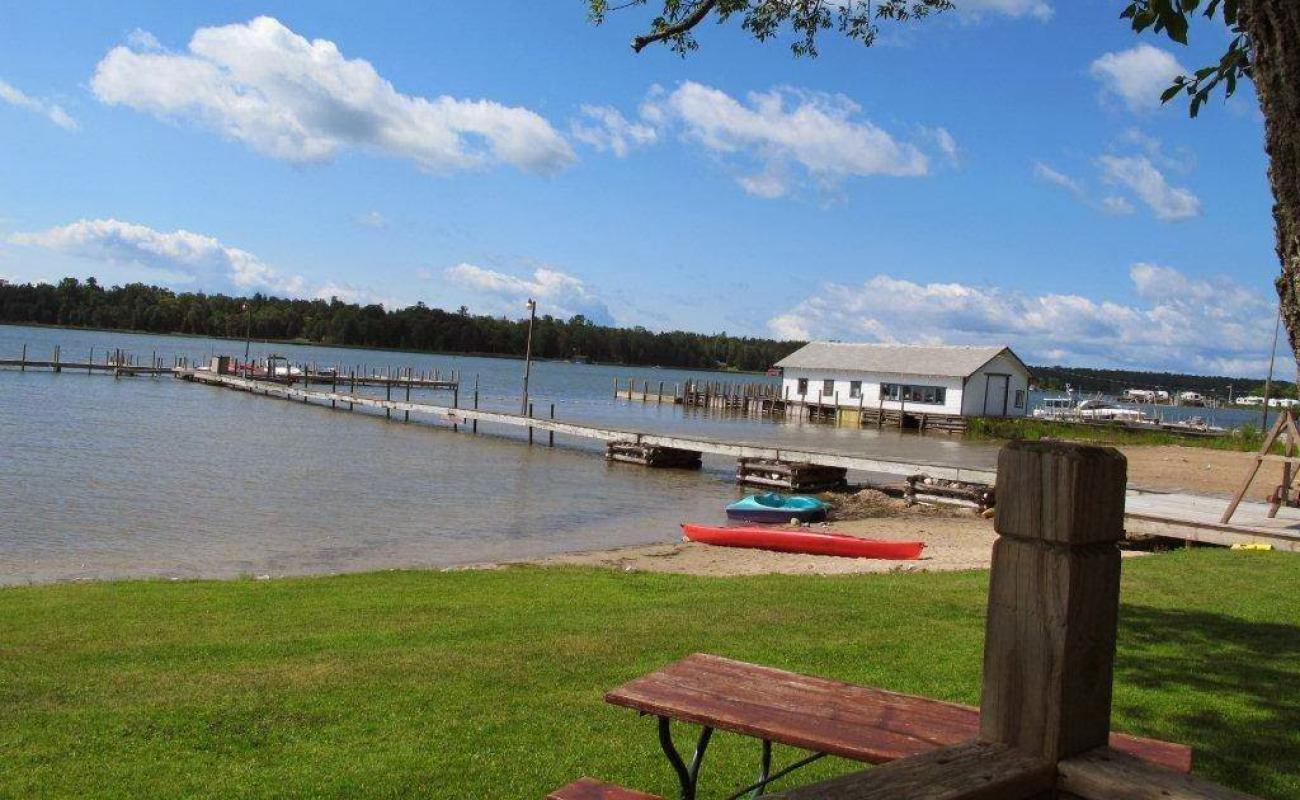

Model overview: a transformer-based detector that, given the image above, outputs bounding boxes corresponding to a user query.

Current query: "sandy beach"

[1119,445,1278,499]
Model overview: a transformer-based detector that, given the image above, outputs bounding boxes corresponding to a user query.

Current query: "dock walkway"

[181,369,997,483]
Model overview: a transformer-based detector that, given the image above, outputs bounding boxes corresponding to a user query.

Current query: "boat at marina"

[725,493,828,523]
[682,523,924,560]
[1033,397,1149,423]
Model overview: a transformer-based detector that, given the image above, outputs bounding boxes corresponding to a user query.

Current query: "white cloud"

[767,265,1283,375]
[443,263,614,324]
[928,126,959,165]
[91,17,574,175]
[0,78,77,130]
[571,104,657,157]
[957,0,1053,21]
[353,211,389,229]
[1090,44,1186,112]
[1032,161,1085,200]
[1100,195,1136,215]
[3,218,389,303]
[642,81,928,198]
[1098,155,1201,220]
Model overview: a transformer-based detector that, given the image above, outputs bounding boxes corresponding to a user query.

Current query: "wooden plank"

[604,654,1189,772]
[548,777,663,800]
[1057,748,1260,800]
[764,740,1056,800]
[980,442,1127,762]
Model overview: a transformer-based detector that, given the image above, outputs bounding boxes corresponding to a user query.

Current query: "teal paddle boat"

[725,493,828,523]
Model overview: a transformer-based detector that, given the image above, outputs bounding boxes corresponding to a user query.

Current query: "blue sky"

[0,1,1288,375]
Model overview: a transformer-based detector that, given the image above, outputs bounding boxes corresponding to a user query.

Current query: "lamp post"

[242,302,252,375]
[521,298,537,415]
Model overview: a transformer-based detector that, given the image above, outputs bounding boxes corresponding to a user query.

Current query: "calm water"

[0,323,1260,584]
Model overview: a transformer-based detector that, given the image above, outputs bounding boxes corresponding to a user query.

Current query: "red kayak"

[682,524,924,560]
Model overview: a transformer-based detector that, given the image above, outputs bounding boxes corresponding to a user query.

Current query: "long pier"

[182,369,998,483]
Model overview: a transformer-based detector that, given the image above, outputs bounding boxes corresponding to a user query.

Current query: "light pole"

[242,302,252,375]
[521,298,537,415]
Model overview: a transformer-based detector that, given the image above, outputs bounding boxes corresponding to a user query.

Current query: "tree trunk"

[1244,1,1300,371]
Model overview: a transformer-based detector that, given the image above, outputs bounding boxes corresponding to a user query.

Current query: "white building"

[774,342,1032,420]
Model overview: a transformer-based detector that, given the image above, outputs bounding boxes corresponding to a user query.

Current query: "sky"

[0,1,1290,376]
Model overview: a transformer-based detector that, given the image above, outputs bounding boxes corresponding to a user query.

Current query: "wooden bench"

[548,777,663,800]
[603,653,1191,797]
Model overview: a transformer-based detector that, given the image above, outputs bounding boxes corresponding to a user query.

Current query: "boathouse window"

[822,379,835,396]
[1014,389,1026,409]
[849,381,862,399]
[797,378,808,395]
[880,383,946,405]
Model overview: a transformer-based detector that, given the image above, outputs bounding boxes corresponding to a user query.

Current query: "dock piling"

[549,403,555,447]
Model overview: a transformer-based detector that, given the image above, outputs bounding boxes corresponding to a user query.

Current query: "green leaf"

[1161,83,1184,103]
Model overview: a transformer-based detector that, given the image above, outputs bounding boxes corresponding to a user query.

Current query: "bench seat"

[548,777,663,800]
[605,653,1192,774]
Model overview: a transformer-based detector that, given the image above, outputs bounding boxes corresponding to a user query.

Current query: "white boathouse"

[774,342,1032,428]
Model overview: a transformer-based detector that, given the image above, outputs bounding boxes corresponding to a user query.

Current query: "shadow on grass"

[1115,604,1300,797]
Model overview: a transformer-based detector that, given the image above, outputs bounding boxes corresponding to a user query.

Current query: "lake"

[0,323,1263,584]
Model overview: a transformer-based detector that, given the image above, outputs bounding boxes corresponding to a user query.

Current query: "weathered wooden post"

[385,367,392,420]
[53,345,60,373]
[349,370,356,411]
[20,343,25,371]
[472,375,479,435]
[980,441,1126,762]
[404,367,411,422]
[528,402,535,445]
[549,403,555,447]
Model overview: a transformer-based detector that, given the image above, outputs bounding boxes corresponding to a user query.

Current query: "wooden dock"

[0,344,176,376]
[185,369,998,484]
[1125,490,1300,552]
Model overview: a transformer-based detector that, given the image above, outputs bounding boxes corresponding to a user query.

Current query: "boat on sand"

[725,493,828,523]
[681,524,924,560]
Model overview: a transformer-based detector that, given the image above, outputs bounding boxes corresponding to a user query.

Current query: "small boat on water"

[726,493,828,523]
[682,524,925,560]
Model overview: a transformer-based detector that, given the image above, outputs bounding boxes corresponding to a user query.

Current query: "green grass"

[1,552,1297,799]
[967,416,1272,452]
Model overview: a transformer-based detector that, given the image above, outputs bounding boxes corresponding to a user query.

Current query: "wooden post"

[980,441,1127,763]
[549,403,555,447]
[385,370,392,419]
[528,402,534,445]
[53,345,61,373]
[20,344,25,371]
[472,375,479,434]
[349,370,356,410]
[332,371,337,409]
[89,348,93,375]
[404,367,411,422]
[452,381,460,433]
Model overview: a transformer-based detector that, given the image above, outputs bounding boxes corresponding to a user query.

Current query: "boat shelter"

[774,342,1032,423]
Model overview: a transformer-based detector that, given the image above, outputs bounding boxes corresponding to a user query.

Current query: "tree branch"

[631,0,718,52]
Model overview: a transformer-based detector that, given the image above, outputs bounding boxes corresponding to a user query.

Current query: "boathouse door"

[983,373,1010,416]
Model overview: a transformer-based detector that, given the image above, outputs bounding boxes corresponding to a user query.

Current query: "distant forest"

[1,278,1292,397]
[0,278,799,372]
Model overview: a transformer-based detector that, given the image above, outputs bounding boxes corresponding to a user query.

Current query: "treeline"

[1032,365,1297,400]
[0,278,801,372]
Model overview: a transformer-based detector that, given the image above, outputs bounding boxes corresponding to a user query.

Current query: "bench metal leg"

[724,750,828,800]
[657,716,713,800]
[751,740,772,799]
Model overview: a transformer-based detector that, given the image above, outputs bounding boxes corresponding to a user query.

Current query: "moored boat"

[725,493,828,523]
[681,524,924,560]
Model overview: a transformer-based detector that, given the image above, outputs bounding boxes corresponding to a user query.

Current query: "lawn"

[1,551,1297,799]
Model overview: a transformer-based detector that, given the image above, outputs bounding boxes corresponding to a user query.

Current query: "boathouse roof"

[774,342,1026,378]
